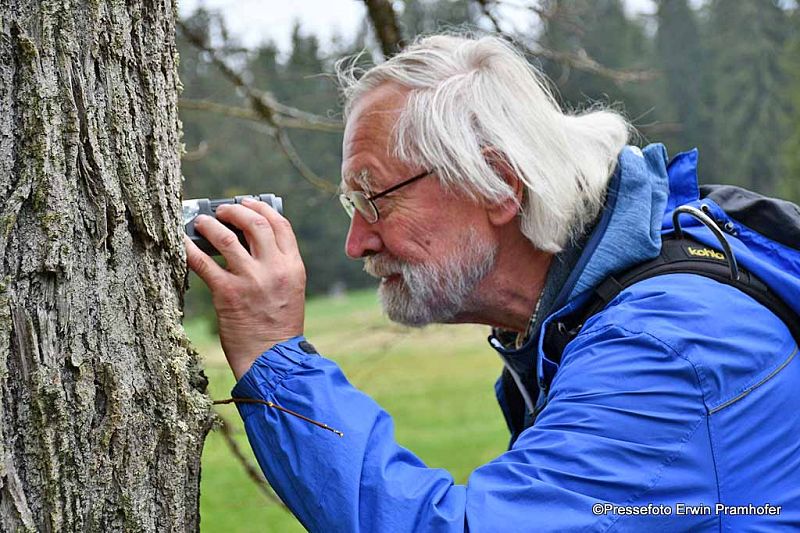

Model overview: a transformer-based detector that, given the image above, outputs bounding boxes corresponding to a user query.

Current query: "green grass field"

[189,289,510,532]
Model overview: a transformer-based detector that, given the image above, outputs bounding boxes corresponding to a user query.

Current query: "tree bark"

[0,1,213,531]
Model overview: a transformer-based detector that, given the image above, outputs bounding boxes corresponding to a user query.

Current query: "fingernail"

[241,197,254,204]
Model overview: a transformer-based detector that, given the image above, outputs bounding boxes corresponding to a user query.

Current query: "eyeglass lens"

[340,192,378,223]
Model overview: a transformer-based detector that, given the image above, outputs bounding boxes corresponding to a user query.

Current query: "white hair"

[336,34,631,253]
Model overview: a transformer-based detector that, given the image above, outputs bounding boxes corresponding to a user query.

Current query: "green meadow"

[190,289,510,532]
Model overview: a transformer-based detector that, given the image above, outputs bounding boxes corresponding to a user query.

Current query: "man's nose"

[345,212,383,259]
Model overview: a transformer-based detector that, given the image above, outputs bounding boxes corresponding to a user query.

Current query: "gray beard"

[363,230,498,327]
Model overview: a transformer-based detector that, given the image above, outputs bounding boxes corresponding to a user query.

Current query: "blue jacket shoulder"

[575,272,796,412]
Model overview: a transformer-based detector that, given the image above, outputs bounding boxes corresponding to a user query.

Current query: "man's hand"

[184,198,306,380]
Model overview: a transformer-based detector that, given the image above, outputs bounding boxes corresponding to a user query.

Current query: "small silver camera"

[183,194,284,255]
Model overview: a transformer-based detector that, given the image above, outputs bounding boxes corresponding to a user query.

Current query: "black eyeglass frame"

[339,169,434,224]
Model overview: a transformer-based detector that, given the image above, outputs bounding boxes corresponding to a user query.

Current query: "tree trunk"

[0,1,213,531]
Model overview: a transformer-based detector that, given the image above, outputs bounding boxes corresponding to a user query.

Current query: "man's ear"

[483,148,524,227]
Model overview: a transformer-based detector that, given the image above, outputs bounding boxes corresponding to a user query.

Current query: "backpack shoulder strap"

[543,236,800,369]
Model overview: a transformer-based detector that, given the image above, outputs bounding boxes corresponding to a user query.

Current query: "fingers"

[192,213,254,270]
[193,200,299,266]
[240,198,300,256]
[184,234,229,286]
[214,203,278,261]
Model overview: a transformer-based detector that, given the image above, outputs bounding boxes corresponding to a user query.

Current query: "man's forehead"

[341,83,412,193]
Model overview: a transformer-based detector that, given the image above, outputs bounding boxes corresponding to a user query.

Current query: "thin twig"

[474,0,658,84]
[176,20,340,192]
[180,98,265,123]
[635,121,683,135]
[214,397,344,437]
[276,130,339,192]
[180,98,344,134]
[215,410,288,508]
[524,46,659,84]
[177,24,341,132]
[484,0,583,34]
[260,93,343,132]
[178,98,275,137]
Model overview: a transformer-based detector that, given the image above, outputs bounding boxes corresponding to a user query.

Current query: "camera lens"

[182,200,200,225]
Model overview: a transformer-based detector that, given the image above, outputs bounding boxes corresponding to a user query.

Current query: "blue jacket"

[232,145,800,531]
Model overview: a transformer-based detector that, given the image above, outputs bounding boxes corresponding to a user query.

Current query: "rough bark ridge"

[0,1,213,531]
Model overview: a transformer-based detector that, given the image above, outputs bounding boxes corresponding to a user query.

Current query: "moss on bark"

[0,1,213,531]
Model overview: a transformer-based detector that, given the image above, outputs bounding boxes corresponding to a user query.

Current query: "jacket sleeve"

[231,330,709,532]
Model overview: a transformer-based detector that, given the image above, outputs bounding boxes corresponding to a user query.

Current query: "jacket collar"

[490,144,672,438]
[492,144,671,358]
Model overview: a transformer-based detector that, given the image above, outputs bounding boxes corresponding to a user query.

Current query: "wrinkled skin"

[184,199,305,380]
[186,81,551,380]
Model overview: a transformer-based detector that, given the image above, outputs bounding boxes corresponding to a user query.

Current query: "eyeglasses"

[339,169,433,224]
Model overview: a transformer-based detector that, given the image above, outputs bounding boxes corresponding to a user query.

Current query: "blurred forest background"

[179,0,800,322]
[179,1,800,530]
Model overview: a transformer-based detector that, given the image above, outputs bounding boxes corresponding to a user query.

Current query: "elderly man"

[185,35,800,531]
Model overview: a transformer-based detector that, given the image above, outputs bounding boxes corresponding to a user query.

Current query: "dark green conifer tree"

[654,0,712,171]
[779,7,800,202]
[538,0,658,142]
[272,26,369,295]
[178,11,371,320]
[707,0,790,193]
[401,0,476,37]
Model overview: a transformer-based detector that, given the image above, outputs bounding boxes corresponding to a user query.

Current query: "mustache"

[363,255,408,278]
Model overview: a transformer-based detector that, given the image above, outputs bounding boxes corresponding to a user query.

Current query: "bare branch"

[214,411,288,508]
[276,130,339,193]
[525,46,659,84]
[176,19,340,192]
[214,397,344,436]
[179,98,342,133]
[474,0,658,84]
[261,93,343,132]
[362,0,405,59]
[636,122,683,136]
[180,98,268,125]
[484,0,584,34]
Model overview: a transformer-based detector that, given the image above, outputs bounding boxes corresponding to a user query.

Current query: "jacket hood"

[490,144,671,438]
[492,143,671,359]
[562,143,670,304]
